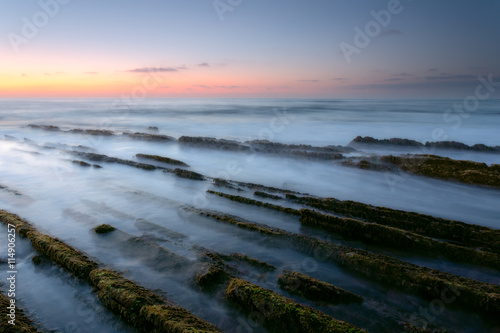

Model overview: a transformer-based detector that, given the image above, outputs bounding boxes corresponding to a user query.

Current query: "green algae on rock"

[228,253,276,271]
[0,211,98,280]
[179,136,250,152]
[139,304,221,333]
[127,132,175,142]
[0,210,221,332]
[349,136,500,152]
[189,207,500,316]
[72,160,92,167]
[71,151,161,171]
[380,154,500,188]
[193,264,233,289]
[278,270,363,304]
[172,168,205,181]
[1,292,41,333]
[299,209,500,270]
[207,190,301,216]
[94,224,116,234]
[136,153,190,167]
[225,278,367,333]
[28,231,99,280]
[89,268,164,315]
[289,195,500,254]
[253,191,283,200]
[32,254,49,265]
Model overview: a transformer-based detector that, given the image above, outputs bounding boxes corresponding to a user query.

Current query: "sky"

[0,0,499,98]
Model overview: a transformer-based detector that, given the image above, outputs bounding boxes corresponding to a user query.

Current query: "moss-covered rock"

[1,292,41,333]
[72,160,92,167]
[0,211,95,280]
[136,154,189,167]
[27,231,98,280]
[381,154,500,187]
[94,224,116,234]
[140,305,221,333]
[70,129,114,136]
[229,253,276,271]
[278,270,362,304]
[28,124,60,131]
[179,136,250,152]
[0,210,35,237]
[71,151,160,171]
[173,168,205,181]
[349,136,500,152]
[0,210,221,332]
[350,136,423,147]
[193,264,232,289]
[193,207,500,316]
[32,254,49,265]
[299,209,500,270]
[225,278,367,333]
[128,132,175,142]
[206,191,300,216]
[89,269,164,314]
[290,196,500,254]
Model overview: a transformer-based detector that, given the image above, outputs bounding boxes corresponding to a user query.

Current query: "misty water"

[1,98,499,332]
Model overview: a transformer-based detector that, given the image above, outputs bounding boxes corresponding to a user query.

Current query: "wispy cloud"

[424,74,475,81]
[261,85,291,90]
[297,80,319,83]
[214,85,247,89]
[348,76,491,91]
[385,78,403,82]
[85,72,98,74]
[428,68,438,72]
[333,78,348,81]
[197,63,210,67]
[192,85,211,89]
[127,67,182,73]
[394,73,411,77]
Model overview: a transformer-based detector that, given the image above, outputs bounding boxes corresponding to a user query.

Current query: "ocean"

[0,98,499,332]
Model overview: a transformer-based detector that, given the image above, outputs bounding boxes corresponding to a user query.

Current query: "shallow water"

[1,98,499,332]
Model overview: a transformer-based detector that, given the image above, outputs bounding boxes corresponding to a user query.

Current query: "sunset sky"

[1,0,499,98]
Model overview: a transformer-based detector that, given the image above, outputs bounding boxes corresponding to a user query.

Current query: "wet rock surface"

[0,210,221,332]
[299,208,500,270]
[1,292,41,333]
[381,154,500,187]
[278,270,363,304]
[225,278,367,333]
[350,136,500,152]
[127,132,175,142]
[188,207,500,316]
[136,153,189,167]
[289,194,500,254]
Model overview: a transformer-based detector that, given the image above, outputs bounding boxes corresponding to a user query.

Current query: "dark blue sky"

[1,0,499,97]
